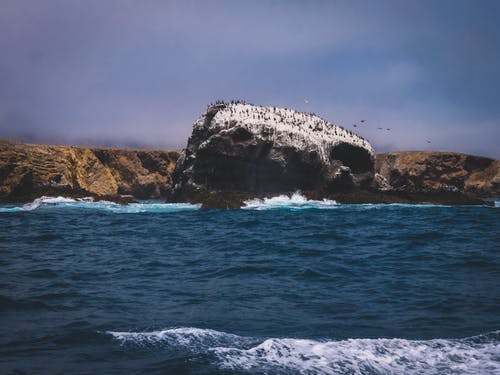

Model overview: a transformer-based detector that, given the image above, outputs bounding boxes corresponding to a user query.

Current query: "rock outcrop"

[0,140,179,203]
[2,113,497,208]
[375,151,500,198]
[170,102,375,205]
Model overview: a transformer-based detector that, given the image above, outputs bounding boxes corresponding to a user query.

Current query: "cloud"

[0,0,498,157]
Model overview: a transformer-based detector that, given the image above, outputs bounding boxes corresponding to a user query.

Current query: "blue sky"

[0,0,499,157]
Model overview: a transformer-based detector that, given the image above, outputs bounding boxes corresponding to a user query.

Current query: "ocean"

[1,194,499,374]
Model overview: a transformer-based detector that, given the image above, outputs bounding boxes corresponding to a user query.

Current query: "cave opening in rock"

[329,143,373,173]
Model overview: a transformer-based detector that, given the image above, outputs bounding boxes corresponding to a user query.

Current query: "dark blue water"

[1,196,499,374]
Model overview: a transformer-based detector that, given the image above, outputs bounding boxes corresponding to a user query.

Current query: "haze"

[0,0,499,157]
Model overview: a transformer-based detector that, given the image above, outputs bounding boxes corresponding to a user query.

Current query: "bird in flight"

[377,127,383,130]
[386,128,391,131]
[353,124,357,127]
[427,140,431,143]
[304,99,309,104]
[360,120,365,123]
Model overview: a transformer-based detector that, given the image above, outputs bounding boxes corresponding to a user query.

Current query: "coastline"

[1,139,498,208]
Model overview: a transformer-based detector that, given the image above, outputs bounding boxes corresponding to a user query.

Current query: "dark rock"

[170,103,375,205]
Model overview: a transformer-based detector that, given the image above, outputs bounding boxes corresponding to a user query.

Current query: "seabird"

[360,120,365,123]
[353,124,357,127]
[427,140,431,143]
[377,127,383,130]
[304,99,309,104]
[386,128,391,131]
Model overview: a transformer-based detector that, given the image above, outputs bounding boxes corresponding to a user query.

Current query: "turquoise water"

[1,195,499,374]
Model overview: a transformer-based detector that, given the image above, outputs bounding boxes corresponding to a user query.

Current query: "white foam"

[0,196,200,213]
[107,327,499,374]
[21,196,79,211]
[243,192,338,210]
[213,335,500,374]
[107,327,251,350]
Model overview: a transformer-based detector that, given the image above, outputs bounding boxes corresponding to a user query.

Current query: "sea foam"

[107,327,253,350]
[243,192,338,210]
[0,196,200,213]
[107,327,500,375]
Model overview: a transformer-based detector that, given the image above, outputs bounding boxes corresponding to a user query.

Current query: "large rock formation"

[375,151,500,197]
[0,140,179,203]
[170,102,375,206]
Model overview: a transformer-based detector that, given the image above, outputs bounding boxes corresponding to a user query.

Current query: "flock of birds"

[209,100,433,145]
[303,99,433,144]
[350,118,431,143]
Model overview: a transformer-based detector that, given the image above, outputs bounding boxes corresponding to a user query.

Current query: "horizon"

[0,0,499,158]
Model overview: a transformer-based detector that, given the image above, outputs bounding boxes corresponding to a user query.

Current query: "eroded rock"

[170,102,375,204]
[0,140,179,203]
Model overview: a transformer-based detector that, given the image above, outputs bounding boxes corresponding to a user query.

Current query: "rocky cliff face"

[375,151,500,197]
[170,102,375,205]
[0,140,179,203]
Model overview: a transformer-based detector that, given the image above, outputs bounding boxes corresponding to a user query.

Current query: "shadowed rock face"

[170,103,375,203]
[375,151,500,197]
[0,140,179,203]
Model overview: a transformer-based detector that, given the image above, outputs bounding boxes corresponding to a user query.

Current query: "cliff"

[375,151,500,198]
[0,140,180,203]
[1,129,497,207]
[170,102,375,206]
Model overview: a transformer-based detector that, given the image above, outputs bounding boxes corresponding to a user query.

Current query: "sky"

[0,0,499,157]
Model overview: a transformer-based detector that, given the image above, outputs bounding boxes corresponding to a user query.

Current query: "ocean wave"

[107,327,500,374]
[243,192,338,210]
[107,327,252,350]
[1,195,496,213]
[0,196,200,213]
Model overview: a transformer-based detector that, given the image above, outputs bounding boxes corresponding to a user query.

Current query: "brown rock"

[0,140,180,203]
[375,151,499,198]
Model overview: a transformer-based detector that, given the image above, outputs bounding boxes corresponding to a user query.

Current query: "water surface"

[1,196,499,374]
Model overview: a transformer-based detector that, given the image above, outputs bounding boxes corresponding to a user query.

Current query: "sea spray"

[108,327,500,375]
[0,196,201,213]
[243,192,338,210]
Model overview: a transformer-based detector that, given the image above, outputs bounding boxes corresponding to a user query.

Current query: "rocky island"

[169,102,376,208]
[169,102,495,208]
[0,102,498,207]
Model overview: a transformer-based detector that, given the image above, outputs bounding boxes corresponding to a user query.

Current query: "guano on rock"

[170,102,376,207]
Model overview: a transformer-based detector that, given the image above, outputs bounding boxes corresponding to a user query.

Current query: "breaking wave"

[107,327,500,374]
[243,192,338,210]
[1,195,496,213]
[107,327,253,350]
[0,196,200,213]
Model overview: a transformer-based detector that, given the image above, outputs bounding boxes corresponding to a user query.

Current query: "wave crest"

[243,192,338,210]
[0,196,200,213]
[107,327,500,374]
[107,327,251,349]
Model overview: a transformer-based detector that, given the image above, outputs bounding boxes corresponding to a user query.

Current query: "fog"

[0,0,499,157]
